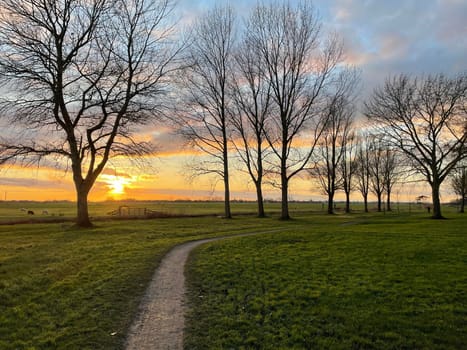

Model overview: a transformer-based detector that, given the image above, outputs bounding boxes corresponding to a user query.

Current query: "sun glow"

[103,175,133,198]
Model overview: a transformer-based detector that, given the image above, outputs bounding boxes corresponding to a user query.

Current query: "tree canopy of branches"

[246,1,344,220]
[0,0,178,226]
[365,73,467,219]
[176,5,235,218]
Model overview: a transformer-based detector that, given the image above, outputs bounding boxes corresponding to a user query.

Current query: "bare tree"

[340,131,357,213]
[365,74,467,219]
[451,163,467,213]
[361,135,403,212]
[247,1,343,219]
[231,37,272,217]
[311,69,358,214]
[0,0,178,226]
[355,134,372,213]
[368,137,386,212]
[176,5,235,218]
[381,146,402,211]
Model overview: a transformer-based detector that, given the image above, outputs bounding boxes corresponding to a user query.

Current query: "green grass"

[1,203,465,349]
[0,199,452,223]
[0,200,288,223]
[185,212,467,349]
[0,216,273,349]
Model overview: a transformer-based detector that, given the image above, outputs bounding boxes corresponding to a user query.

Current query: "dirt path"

[125,231,278,350]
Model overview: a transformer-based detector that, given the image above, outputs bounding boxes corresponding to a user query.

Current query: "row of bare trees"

[0,0,465,226]
[176,2,351,220]
[311,124,403,215]
[176,2,467,221]
[300,72,467,220]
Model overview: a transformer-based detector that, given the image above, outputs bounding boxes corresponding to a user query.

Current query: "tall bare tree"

[381,146,402,211]
[365,74,467,219]
[451,163,467,213]
[246,1,343,219]
[355,142,370,213]
[311,69,357,214]
[231,37,272,217]
[176,5,235,218]
[368,138,386,212]
[355,134,372,213]
[340,131,357,213]
[0,0,178,226]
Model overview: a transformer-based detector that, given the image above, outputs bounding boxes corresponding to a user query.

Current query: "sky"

[0,0,466,202]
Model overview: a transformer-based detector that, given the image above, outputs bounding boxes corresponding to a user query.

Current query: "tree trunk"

[377,192,382,212]
[386,189,392,211]
[327,191,334,214]
[280,135,290,219]
[280,173,290,220]
[363,194,368,213]
[431,182,444,219]
[72,156,93,227]
[255,181,265,218]
[345,191,351,213]
[223,160,231,219]
[76,186,92,227]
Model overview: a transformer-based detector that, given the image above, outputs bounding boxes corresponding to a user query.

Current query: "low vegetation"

[0,200,336,225]
[0,200,445,224]
[0,202,465,349]
[185,212,467,349]
[0,215,271,349]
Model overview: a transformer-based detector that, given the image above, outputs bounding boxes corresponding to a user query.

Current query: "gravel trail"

[125,231,278,350]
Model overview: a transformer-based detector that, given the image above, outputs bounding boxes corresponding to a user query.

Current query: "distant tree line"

[0,0,465,226]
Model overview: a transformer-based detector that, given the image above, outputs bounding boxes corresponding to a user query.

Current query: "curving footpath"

[125,231,279,350]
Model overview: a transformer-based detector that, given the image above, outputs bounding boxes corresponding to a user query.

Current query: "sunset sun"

[104,175,132,198]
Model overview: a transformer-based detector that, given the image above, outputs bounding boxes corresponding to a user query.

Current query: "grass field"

[0,215,278,349]
[0,200,289,223]
[0,199,450,223]
[185,212,467,349]
[0,202,465,349]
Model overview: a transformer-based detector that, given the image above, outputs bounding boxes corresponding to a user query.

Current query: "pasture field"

[0,200,297,223]
[0,215,277,349]
[185,212,467,349]
[0,202,465,349]
[0,199,452,224]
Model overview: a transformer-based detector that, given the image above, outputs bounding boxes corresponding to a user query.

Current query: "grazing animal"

[42,210,49,215]
[27,210,34,215]
[20,208,27,212]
